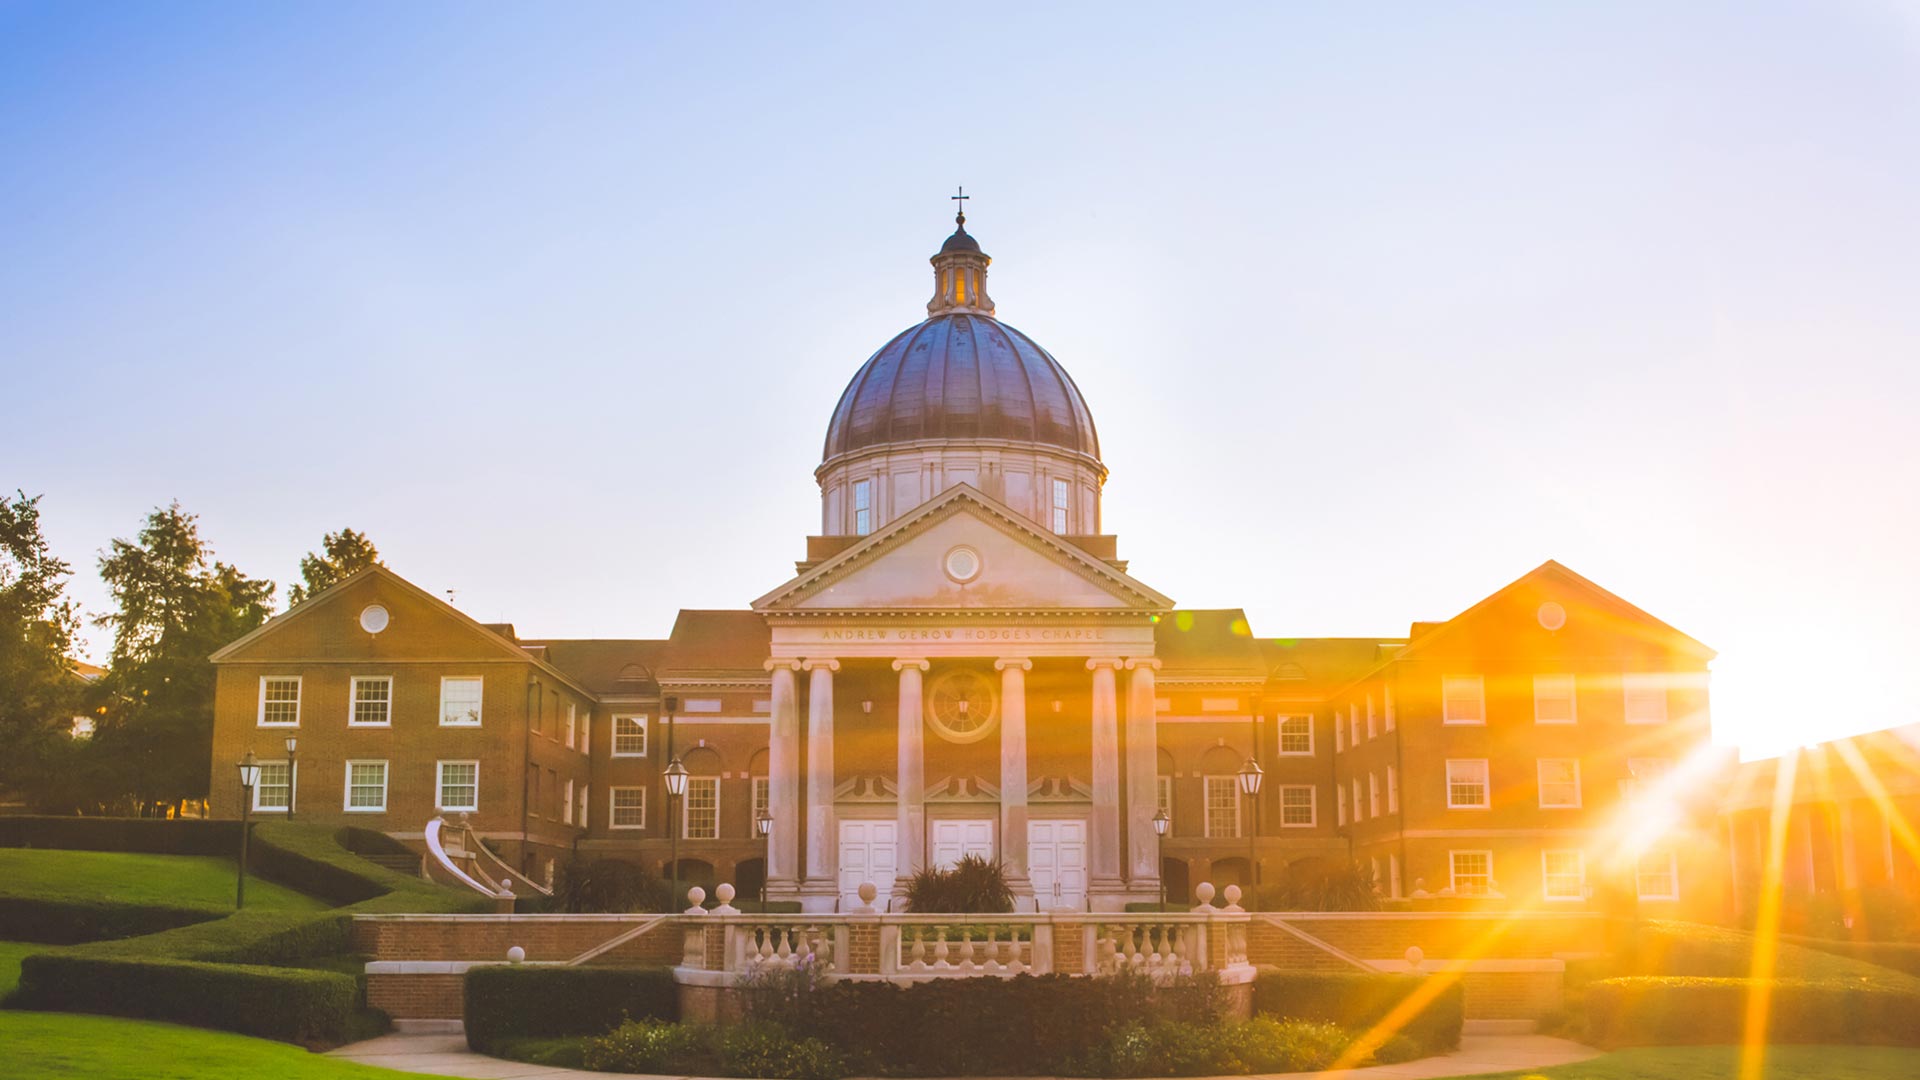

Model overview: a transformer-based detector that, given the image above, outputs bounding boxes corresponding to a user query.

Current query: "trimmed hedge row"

[17,953,358,1045]
[0,815,237,856]
[1252,970,1463,1052]
[1779,934,1920,977]
[0,895,221,945]
[1618,919,1920,990]
[465,966,678,1052]
[1586,976,1920,1048]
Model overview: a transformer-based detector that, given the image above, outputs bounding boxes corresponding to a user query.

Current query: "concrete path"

[327,1031,1602,1080]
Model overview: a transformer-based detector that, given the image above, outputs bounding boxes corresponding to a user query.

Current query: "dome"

[939,224,982,254]
[822,312,1101,462]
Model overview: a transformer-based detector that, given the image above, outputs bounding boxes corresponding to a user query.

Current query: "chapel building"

[208,212,1724,916]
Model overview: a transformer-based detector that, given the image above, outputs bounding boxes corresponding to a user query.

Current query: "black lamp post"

[755,809,773,907]
[236,750,261,908]
[283,735,298,821]
[664,756,689,911]
[1151,808,1170,909]
[1238,757,1264,891]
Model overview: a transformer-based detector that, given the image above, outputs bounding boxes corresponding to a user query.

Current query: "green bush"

[0,895,222,944]
[1619,920,1920,990]
[17,953,356,1045]
[1781,934,1920,977]
[1252,970,1462,1051]
[0,815,236,856]
[1252,862,1382,912]
[1586,976,1920,1048]
[1369,1032,1423,1064]
[903,853,1014,913]
[464,966,677,1051]
[1070,1018,1353,1077]
[581,1017,713,1073]
[717,1021,847,1080]
[553,857,672,914]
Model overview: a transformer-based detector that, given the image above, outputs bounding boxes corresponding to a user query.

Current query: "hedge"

[1586,976,1920,1048]
[0,895,221,945]
[1618,920,1920,990]
[465,966,678,1051]
[1779,934,1920,977]
[1253,971,1463,1051]
[0,815,238,856]
[16,953,358,1045]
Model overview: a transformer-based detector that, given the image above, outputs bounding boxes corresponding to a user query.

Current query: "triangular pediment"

[753,485,1173,613]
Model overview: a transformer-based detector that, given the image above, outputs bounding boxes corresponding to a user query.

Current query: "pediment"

[926,776,1000,803]
[753,485,1173,613]
[836,775,898,803]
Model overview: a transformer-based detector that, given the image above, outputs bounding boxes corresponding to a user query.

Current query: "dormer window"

[1051,478,1069,533]
[853,479,872,536]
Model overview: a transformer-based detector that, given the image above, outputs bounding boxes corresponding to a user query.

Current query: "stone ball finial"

[858,882,878,904]
[716,883,735,903]
[1195,882,1216,906]
[1404,946,1424,971]
[1224,884,1242,905]
[507,946,526,964]
[686,886,706,911]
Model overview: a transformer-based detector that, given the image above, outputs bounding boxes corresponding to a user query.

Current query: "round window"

[359,604,390,634]
[944,545,983,584]
[1536,601,1567,631]
[925,668,999,744]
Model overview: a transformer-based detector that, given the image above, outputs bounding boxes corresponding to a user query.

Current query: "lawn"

[1457,1044,1920,1079]
[1,939,56,996]
[0,848,329,912]
[0,1010,439,1080]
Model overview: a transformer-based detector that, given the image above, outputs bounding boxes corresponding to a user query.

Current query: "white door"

[930,818,995,869]
[1028,819,1089,910]
[838,819,898,909]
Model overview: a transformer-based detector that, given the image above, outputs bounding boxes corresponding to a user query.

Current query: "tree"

[92,503,275,813]
[0,491,82,798]
[288,527,381,605]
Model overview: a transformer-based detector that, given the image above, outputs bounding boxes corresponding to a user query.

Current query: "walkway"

[328,1031,1602,1080]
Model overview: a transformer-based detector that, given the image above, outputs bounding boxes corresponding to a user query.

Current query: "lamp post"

[1238,757,1263,891]
[282,735,298,821]
[1152,808,1170,909]
[664,756,689,911]
[755,809,773,907]
[236,750,261,908]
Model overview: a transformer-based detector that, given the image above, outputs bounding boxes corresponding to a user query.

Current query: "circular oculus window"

[359,604,391,635]
[1536,601,1567,631]
[925,667,999,744]
[943,545,983,584]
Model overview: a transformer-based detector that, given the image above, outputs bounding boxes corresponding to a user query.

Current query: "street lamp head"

[237,749,261,790]
[1152,808,1170,836]
[1237,757,1264,796]
[664,694,680,714]
[283,734,298,755]
[756,809,773,838]
[664,757,689,797]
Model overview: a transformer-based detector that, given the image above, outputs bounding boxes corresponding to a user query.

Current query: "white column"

[997,658,1033,895]
[893,658,929,890]
[764,660,802,896]
[1088,658,1124,896]
[1124,658,1161,889]
[802,659,839,906]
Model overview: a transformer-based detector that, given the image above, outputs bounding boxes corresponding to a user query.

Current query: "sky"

[3,2,1917,759]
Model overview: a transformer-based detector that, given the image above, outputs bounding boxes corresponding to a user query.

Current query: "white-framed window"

[1351,778,1363,822]
[1534,674,1576,724]
[1369,772,1381,817]
[579,708,590,755]
[563,778,575,824]
[1446,759,1490,808]
[753,776,771,827]
[853,479,872,536]
[258,676,301,727]
[1542,849,1586,901]
[1349,704,1361,746]
[1450,850,1493,896]
[1386,764,1399,812]
[1280,784,1315,826]
[1051,477,1070,533]
[439,676,483,726]
[1278,715,1313,755]
[1623,674,1669,725]
[254,760,294,812]
[613,715,648,756]
[1156,775,1173,830]
[1636,849,1679,900]
[1537,758,1582,808]
[684,776,719,839]
[436,760,479,812]
[1390,853,1403,898]
[1365,694,1378,739]
[349,676,392,726]
[1622,757,1672,800]
[1337,784,1349,826]
[1442,676,1485,725]
[610,786,646,829]
[1204,776,1240,838]
[577,783,589,828]
[565,702,577,748]
[1335,711,1345,752]
[1384,685,1396,731]
[344,760,388,812]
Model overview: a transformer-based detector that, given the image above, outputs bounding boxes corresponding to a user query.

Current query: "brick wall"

[353,915,680,965]
[366,972,466,1020]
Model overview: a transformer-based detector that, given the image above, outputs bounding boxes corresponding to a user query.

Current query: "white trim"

[609,785,647,829]
[349,676,393,727]
[1446,758,1491,809]
[1279,784,1316,827]
[252,759,295,812]
[1277,714,1314,755]
[1533,674,1577,725]
[257,675,302,727]
[1541,849,1586,902]
[612,715,649,757]
[1537,758,1583,809]
[1203,775,1240,838]
[438,676,484,727]
[436,759,480,812]
[1449,849,1494,896]
[344,759,388,813]
[1442,675,1485,725]
[1623,673,1669,725]
[1635,849,1680,900]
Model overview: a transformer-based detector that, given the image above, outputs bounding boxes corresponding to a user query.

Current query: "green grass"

[1,940,57,996]
[1457,1044,1920,1078]
[0,1010,441,1079]
[0,849,329,912]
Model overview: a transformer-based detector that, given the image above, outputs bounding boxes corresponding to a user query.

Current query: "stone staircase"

[362,852,425,877]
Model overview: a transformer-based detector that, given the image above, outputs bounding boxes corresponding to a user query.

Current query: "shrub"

[1252,970,1463,1051]
[582,1017,713,1074]
[1253,862,1381,912]
[0,896,222,944]
[717,1021,847,1080]
[1585,976,1920,1048]
[465,966,677,1052]
[904,853,1014,913]
[1780,935,1920,977]
[553,857,672,914]
[16,953,356,1045]
[0,815,236,856]
[1071,1018,1353,1077]
[1369,1032,1423,1063]
[1620,920,1920,990]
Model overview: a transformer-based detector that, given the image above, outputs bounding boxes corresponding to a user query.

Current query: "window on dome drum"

[563,779,575,824]
[1538,758,1582,808]
[613,715,648,756]
[610,786,646,829]
[1387,765,1399,812]
[684,777,719,839]
[1622,757,1672,801]
[1157,775,1173,830]
[1051,478,1069,533]
[439,677,482,726]
[350,677,391,726]
[1623,674,1669,724]
[253,761,293,812]
[437,761,479,812]
[1278,715,1313,755]
[1204,776,1239,838]
[1280,785,1315,826]
[1450,850,1493,896]
[1446,759,1490,808]
[345,760,388,812]
[753,776,770,825]
[853,479,872,536]
[1534,674,1576,724]
[258,676,300,727]
[1542,850,1586,901]
[1636,849,1679,900]
[1442,676,1484,725]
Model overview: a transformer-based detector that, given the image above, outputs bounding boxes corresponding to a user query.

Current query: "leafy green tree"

[0,491,82,798]
[92,503,275,813]
[288,527,381,605]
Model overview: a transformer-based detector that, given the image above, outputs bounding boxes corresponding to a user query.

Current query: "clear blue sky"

[4,2,1917,757]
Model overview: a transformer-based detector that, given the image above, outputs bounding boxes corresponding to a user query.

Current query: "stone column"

[764,660,802,897]
[893,658,929,891]
[996,658,1033,897]
[1088,658,1124,897]
[802,659,839,907]
[1124,658,1162,890]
